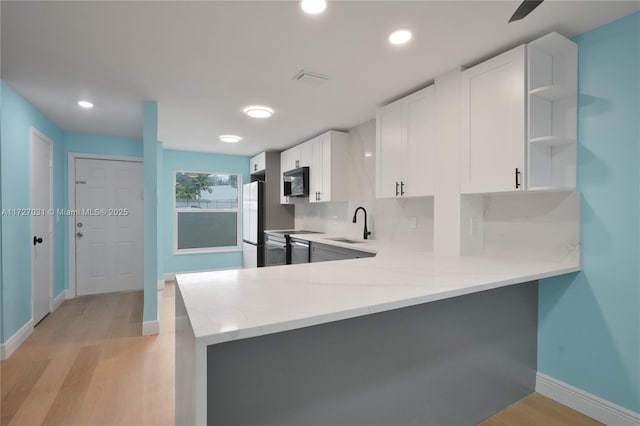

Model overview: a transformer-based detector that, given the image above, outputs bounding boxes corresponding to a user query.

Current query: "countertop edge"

[187,264,580,346]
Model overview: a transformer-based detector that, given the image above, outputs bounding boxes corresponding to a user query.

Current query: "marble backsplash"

[293,119,578,258]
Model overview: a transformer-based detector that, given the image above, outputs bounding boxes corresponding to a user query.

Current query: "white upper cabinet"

[250,152,266,174]
[527,33,577,191]
[309,131,348,203]
[403,86,435,197]
[280,130,348,204]
[376,99,403,198]
[280,148,295,204]
[376,85,435,198]
[460,33,577,194]
[461,45,527,194]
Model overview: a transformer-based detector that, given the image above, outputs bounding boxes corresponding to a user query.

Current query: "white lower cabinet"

[376,85,435,199]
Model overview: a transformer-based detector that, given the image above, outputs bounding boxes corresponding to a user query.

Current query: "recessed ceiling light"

[389,29,412,45]
[77,100,94,109]
[300,0,326,15]
[219,135,242,143]
[364,152,373,158]
[244,106,274,119]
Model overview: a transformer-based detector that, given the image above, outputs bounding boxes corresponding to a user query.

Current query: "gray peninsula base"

[206,281,538,426]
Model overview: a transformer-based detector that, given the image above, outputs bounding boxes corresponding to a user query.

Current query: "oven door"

[265,234,288,266]
[290,239,310,264]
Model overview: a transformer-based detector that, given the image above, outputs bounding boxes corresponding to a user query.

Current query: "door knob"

[76,232,83,238]
[33,236,43,245]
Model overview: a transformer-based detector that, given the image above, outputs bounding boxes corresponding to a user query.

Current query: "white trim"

[158,279,165,290]
[536,372,640,426]
[50,290,65,312]
[68,153,143,298]
[31,128,54,326]
[142,320,160,336]
[0,320,34,360]
[65,288,75,300]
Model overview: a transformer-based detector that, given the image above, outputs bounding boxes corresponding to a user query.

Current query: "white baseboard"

[142,319,160,336]
[65,288,75,300]
[50,291,65,312]
[157,279,165,290]
[536,372,640,425]
[0,320,34,360]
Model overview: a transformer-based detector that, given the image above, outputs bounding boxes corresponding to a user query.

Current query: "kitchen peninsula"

[175,235,579,425]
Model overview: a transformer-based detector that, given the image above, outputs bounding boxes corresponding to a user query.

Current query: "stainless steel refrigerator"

[242,181,265,268]
[242,152,295,268]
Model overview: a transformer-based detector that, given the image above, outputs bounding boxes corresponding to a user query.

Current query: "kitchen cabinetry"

[250,152,266,175]
[280,143,311,204]
[461,45,526,194]
[309,131,349,203]
[280,130,348,204]
[310,242,376,263]
[527,33,577,190]
[376,85,435,198]
[460,33,577,194]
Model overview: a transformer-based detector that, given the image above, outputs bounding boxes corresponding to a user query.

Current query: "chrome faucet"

[352,206,372,240]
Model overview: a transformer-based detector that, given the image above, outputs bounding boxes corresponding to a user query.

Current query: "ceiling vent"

[293,70,329,86]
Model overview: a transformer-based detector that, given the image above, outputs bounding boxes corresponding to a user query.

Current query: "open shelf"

[530,85,575,101]
[529,136,576,147]
[527,33,577,192]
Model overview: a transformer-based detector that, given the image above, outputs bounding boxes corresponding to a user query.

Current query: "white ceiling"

[2,1,638,156]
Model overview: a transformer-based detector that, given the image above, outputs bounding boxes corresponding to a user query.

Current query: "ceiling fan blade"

[508,0,544,23]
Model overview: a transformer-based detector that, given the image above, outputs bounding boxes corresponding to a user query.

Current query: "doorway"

[69,155,143,296]
[31,129,53,325]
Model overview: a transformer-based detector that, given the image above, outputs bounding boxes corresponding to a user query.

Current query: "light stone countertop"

[176,234,580,345]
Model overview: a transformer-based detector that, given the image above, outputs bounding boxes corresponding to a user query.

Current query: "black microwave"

[283,167,309,197]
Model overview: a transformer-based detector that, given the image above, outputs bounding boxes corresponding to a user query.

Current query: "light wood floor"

[476,392,603,426]
[1,285,174,426]
[2,282,601,426]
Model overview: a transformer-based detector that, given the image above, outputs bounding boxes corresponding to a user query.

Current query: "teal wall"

[0,81,144,343]
[0,81,64,341]
[157,145,164,282]
[143,102,159,323]
[538,12,640,413]
[162,149,249,274]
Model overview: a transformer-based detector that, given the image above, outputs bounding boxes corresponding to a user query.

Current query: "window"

[174,171,241,253]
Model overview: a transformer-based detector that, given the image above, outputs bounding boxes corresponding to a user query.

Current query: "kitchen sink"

[328,237,362,244]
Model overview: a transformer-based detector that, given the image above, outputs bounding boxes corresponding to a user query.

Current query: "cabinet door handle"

[395,182,399,196]
[400,181,405,196]
[254,164,257,171]
[515,168,521,189]
[295,160,300,168]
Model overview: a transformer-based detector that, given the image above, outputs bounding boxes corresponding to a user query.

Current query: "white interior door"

[31,130,53,324]
[75,158,143,296]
